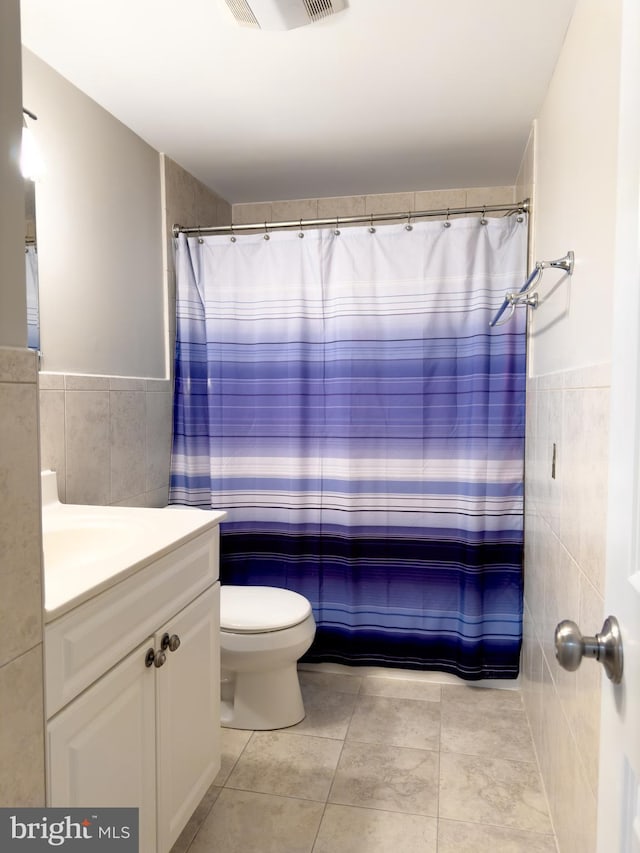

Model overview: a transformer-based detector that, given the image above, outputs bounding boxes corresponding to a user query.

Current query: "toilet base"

[221,664,305,730]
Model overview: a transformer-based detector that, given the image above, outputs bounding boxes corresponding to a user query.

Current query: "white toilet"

[219,585,316,730]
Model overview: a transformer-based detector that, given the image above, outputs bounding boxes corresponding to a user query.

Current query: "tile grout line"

[309,676,364,852]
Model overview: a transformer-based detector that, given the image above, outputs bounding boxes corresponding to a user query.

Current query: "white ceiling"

[20,0,577,204]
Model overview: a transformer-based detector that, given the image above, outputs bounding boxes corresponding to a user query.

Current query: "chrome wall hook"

[489,250,576,327]
[539,250,574,275]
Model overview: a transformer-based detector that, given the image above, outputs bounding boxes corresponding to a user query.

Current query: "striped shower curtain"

[170,214,527,679]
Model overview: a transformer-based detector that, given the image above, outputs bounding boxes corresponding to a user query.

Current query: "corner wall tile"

[0,646,45,806]
[465,186,516,207]
[0,382,42,668]
[217,200,233,226]
[233,203,273,225]
[39,389,66,502]
[0,346,38,383]
[146,391,173,493]
[38,372,65,391]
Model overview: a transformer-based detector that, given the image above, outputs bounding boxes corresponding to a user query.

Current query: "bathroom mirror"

[25,177,40,352]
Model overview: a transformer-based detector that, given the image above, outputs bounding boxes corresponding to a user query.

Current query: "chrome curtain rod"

[173,199,530,238]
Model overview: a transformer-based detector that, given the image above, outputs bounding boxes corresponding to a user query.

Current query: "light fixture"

[21,108,45,181]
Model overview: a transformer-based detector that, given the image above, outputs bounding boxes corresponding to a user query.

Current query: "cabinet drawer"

[45,528,218,717]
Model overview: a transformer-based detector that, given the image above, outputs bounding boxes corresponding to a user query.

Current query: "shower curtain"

[170,214,527,679]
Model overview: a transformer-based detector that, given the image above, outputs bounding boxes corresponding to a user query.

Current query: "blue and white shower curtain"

[170,214,527,679]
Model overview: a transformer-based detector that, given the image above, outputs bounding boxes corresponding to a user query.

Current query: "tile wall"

[521,365,609,853]
[0,346,45,806]
[39,373,174,507]
[162,154,232,376]
[233,185,518,227]
[518,130,609,853]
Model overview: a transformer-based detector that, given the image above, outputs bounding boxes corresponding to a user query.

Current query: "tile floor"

[171,669,557,853]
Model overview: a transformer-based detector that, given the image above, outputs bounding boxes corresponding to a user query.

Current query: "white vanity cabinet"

[45,524,223,853]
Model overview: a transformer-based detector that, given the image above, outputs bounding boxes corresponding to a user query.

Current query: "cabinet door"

[156,583,220,853]
[48,638,157,851]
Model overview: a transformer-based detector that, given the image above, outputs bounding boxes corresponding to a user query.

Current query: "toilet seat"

[221,585,312,633]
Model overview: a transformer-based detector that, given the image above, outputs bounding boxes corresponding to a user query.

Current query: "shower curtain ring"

[298,218,304,238]
[334,217,341,236]
[263,221,270,241]
[230,223,236,243]
[480,206,488,226]
[443,209,451,228]
[198,227,204,244]
[405,213,413,231]
[369,215,376,234]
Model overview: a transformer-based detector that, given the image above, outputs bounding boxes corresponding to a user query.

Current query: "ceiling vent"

[224,0,346,30]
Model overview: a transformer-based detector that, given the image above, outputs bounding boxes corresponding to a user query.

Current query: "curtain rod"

[173,199,530,238]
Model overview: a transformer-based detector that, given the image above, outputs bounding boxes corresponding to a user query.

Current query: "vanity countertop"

[42,485,226,622]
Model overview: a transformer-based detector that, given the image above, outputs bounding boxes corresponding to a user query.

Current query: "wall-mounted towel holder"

[490,251,575,327]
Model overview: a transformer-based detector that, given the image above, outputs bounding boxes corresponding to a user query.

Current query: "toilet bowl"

[219,585,316,730]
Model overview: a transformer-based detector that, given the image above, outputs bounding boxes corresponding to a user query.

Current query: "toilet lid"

[220,585,312,633]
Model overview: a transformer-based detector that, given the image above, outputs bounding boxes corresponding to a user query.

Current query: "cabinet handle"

[145,648,167,668]
[161,632,181,653]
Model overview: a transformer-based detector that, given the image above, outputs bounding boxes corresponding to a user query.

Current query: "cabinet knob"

[144,648,156,668]
[161,632,181,653]
[153,650,167,668]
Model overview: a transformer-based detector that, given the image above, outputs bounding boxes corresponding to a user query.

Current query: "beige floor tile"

[441,684,523,712]
[346,694,440,751]
[189,788,324,853]
[441,703,536,762]
[214,727,253,785]
[290,683,358,739]
[313,804,437,853]
[329,740,439,817]
[298,668,362,694]
[360,675,441,702]
[439,752,552,834]
[438,819,556,852]
[226,731,342,801]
